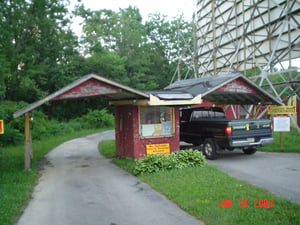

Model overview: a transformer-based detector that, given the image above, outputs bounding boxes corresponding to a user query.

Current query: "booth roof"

[13,73,280,118]
[13,73,149,118]
[160,73,281,105]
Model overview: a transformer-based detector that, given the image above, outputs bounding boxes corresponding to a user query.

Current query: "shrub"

[0,124,24,145]
[134,149,206,175]
[0,101,27,146]
[80,108,114,129]
[31,111,70,140]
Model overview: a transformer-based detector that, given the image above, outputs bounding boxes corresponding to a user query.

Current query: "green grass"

[98,140,117,158]
[261,128,300,153]
[0,128,111,225]
[99,140,136,173]
[140,167,299,225]
[99,140,300,225]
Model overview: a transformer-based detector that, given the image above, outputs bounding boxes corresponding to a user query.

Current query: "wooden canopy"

[13,72,280,169]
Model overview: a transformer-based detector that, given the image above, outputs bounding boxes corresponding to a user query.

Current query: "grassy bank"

[99,140,300,225]
[261,128,300,153]
[0,128,110,225]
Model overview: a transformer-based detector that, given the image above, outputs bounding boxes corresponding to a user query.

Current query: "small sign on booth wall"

[146,143,170,155]
[273,115,290,132]
[0,120,4,134]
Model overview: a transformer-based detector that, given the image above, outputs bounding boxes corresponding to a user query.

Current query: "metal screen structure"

[194,0,300,131]
[195,0,300,76]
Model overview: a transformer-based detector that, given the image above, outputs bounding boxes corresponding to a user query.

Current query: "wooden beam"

[24,113,32,170]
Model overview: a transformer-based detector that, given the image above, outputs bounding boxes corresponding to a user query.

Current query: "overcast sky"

[69,0,299,68]
[70,0,195,21]
[69,0,196,38]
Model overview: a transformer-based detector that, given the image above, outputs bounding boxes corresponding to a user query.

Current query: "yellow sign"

[146,143,170,155]
[0,120,4,134]
[268,106,296,115]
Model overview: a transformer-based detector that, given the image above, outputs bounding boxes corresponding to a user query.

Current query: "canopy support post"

[24,113,32,170]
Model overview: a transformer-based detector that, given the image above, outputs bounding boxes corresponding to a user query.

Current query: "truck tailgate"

[228,119,273,147]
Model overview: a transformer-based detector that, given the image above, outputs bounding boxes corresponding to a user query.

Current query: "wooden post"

[280,132,283,148]
[24,113,32,170]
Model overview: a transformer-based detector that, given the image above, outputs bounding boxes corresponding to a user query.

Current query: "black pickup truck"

[180,107,273,159]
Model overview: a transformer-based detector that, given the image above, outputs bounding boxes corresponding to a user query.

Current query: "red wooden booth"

[109,89,202,159]
[113,105,180,159]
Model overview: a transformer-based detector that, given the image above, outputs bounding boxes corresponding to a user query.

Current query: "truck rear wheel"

[203,138,218,160]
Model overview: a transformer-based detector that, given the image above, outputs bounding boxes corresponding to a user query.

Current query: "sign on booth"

[146,143,170,155]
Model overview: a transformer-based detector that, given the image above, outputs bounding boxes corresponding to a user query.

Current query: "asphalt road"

[207,150,300,204]
[17,131,203,225]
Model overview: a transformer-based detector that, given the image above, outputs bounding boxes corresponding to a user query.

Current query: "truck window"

[208,111,214,118]
[202,111,209,118]
[191,111,200,121]
[214,111,226,118]
[191,110,210,120]
[190,108,225,120]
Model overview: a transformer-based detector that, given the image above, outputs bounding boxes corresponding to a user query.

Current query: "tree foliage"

[1,0,193,120]
[0,0,79,101]
[76,5,193,90]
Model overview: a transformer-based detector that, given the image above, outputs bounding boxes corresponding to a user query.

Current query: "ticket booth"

[109,90,202,159]
[113,105,179,159]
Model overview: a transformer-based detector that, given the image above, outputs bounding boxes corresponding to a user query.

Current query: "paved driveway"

[17,131,203,225]
[207,151,300,204]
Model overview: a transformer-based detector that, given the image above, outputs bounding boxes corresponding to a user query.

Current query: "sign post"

[273,115,290,147]
[268,106,296,148]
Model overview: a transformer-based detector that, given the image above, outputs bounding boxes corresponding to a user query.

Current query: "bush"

[79,108,114,129]
[0,101,115,146]
[134,149,206,175]
[0,101,116,147]
[31,112,91,140]
[0,101,27,146]
[0,125,24,145]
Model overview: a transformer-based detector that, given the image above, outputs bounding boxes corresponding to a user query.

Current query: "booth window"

[139,107,174,137]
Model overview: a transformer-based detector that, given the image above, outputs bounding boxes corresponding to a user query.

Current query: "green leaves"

[1,0,78,101]
[134,149,206,175]
[79,108,114,129]
[1,1,193,122]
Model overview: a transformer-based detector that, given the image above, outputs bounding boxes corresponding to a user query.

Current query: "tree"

[146,13,194,80]
[83,50,128,84]
[0,0,80,102]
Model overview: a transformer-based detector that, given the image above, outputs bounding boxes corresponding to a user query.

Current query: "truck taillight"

[225,126,232,136]
[270,123,273,131]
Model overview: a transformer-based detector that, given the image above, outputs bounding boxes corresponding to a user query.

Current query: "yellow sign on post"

[0,120,4,134]
[146,143,170,155]
[268,106,296,115]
